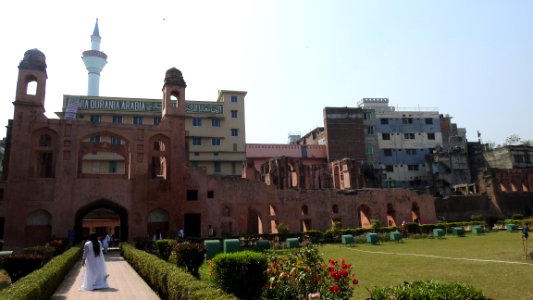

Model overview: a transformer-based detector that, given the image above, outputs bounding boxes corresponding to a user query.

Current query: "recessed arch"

[149,134,171,179]
[74,199,128,244]
[301,205,309,216]
[358,204,372,228]
[25,209,52,246]
[386,203,396,226]
[411,202,421,223]
[148,208,170,238]
[247,207,263,234]
[33,128,58,178]
[25,75,38,95]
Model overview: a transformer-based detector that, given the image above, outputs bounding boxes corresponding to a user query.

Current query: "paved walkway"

[51,250,160,299]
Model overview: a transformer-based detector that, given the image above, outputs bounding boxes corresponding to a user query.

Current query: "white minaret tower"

[82,19,107,96]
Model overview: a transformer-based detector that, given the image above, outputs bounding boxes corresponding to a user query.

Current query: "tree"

[505,134,521,146]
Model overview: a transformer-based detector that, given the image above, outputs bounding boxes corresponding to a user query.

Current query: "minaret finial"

[92,18,100,37]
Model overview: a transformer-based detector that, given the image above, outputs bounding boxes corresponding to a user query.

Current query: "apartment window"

[109,161,117,173]
[425,118,433,125]
[111,136,122,145]
[212,118,221,127]
[231,95,238,103]
[406,149,417,155]
[133,116,143,125]
[112,115,123,124]
[153,116,161,125]
[186,189,199,201]
[404,133,415,140]
[231,110,238,119]
[365,145,374,155]
[408,164,419,171]
[233,143,238,151]
[231,128,239,137]
[207,190,214,198]
[382,133,390,140]
[89,136,101,144]
[427,133,435,140]
[231,162,236,174]
[385,165,394,172]
[402,118,413,124]
[364,111,372,120]
[380,118,389,125]
[384,149,393,156]
[192,118,202,127]
[212,137,221,146]
[192,137,202,146]
[514,155,525,163]
[90,115,101,123]
[214,162,221,173]
[367,126,374,135]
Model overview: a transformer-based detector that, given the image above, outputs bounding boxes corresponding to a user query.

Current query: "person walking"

[102,232,111,254]
[81,233,109,291]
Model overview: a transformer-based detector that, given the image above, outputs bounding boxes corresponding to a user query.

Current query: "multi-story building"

[61,90,247,177]
[358,98,443,189]
[58,21,246,177]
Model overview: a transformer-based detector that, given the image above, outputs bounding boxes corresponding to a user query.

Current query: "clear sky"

[1,0,532,145]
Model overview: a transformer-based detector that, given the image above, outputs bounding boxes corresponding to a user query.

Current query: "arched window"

[35,131,55,178]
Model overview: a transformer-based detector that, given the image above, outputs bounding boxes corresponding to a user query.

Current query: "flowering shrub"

[264,245,357,300]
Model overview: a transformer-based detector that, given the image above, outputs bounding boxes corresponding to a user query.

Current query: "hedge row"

[0,246,82,300]
[121,243,237,300]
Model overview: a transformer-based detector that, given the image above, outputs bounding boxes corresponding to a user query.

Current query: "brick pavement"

[51,250,160,300]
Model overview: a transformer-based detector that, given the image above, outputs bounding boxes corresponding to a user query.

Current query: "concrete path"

[51,250,160,300]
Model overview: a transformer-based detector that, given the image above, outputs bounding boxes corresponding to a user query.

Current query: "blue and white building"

[358,98,444,189]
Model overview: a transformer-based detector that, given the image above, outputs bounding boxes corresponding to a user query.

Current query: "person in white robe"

[81,233,109,291]
[102,233,111,254]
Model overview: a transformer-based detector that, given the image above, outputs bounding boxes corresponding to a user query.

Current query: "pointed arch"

[411,202,420,223]
[358,204,372,228]
[78,131,129,177]
[74,199,128,243]
[247,207,263,234]
[386,203,397,226]
[33,128,58,178]
[149,134,171,180]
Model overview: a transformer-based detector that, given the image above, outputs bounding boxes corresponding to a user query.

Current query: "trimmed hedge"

[209,251,268,300]
[0,246,82,300]
[368,280,487,299]
[121,243,236,300]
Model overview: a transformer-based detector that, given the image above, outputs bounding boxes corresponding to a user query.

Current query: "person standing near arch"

[81,233,109,291]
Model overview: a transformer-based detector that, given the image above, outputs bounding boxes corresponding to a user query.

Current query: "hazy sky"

[1,1,532,144]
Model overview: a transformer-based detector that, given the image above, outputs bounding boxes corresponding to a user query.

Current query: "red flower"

[352,279,359,285]
[330,285,340,293]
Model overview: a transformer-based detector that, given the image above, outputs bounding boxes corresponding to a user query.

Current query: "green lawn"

[319,231,533,300]
[199,231,532,299]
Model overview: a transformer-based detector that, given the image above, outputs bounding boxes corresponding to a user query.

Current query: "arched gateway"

[74,199,128,243]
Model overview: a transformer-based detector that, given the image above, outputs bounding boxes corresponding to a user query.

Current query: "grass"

[198,230,533,299]
[319,231,533,300]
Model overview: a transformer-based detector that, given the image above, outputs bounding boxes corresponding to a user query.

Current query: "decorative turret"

[162,67,186,116]
[82,19,107,96]
[15,48,48,113]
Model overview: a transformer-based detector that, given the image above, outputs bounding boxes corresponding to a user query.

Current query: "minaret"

[82,19,107,96]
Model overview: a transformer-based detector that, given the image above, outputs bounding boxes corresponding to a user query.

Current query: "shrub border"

[0,246,82,300]
[121,243,237,300]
